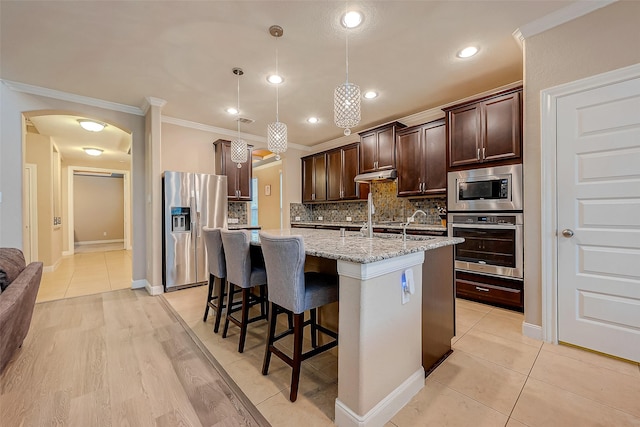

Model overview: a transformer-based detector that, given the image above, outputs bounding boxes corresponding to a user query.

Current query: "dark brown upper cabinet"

[301,152,327,203]
[327,143,362,201]
[396,119,447,197]
[359,121,406,174]
[213,139,253,201]
[444,88,522,170]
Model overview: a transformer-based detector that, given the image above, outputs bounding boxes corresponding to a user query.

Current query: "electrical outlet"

[295,216,301,221]
[346,216,352,222]
[318,216,323,221]
[227,218,239,224]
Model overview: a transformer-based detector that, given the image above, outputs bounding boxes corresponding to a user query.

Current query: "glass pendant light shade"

[334,82,361,136]
[230,138,248,166]
[267,121,287,160]
[267,25,287,160]
[231,67,247,168]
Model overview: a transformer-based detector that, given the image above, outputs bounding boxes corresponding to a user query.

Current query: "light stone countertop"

[252,228,463,264]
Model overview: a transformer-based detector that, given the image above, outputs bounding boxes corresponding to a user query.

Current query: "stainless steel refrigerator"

[162,171,228,291]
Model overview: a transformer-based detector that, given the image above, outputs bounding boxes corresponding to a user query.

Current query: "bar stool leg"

[203,273,215,322]
[213,277,226,333]
[310,308,318,348]
[238,288,251,353]
[290,313,304,402]
[222,283,236,339]
[262,302,278,375]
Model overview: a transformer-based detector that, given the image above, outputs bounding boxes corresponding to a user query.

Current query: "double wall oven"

[447,164,524,310]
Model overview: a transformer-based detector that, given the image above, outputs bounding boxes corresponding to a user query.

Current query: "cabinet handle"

[477,148,480,161]
[475,286,490,292]
[482,147,486,160]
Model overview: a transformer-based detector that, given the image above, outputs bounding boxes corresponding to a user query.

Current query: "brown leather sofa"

[0,248,43,373]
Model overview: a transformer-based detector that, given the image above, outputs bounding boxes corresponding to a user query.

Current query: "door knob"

[562,229,574,238]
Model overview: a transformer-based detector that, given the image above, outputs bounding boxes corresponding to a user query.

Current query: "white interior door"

[557,76,640,363]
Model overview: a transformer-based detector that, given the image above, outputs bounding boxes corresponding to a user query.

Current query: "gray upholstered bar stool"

[220,229,269,353]
[259,232,338,402]
[202,226,227,333]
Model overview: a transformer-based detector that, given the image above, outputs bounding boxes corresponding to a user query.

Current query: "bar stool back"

[259,232,338,402]
[220,229,268,353]
[202,227,227,333]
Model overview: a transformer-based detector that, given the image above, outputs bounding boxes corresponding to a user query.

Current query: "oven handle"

[451,223,518,230]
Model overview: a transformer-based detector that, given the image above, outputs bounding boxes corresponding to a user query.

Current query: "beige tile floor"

[36,246,132,303]
[164,285,640,427]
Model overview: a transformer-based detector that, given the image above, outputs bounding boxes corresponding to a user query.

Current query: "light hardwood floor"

[0,289,268,427]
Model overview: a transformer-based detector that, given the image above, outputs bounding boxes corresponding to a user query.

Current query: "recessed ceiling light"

[307,117,319,124]
[457,46,479,58]
[341,10,363,28]
[78,119,106,132]
[83,148,103,156]
[363,91,378,99]
[226,107,239,115]
[267,74,284,84]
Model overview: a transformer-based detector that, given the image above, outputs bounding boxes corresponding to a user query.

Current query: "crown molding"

[1,79,145,116]
[161,115,309,151]
[142,96,167,113]
[512,28,525,50]
[515,0,617,40]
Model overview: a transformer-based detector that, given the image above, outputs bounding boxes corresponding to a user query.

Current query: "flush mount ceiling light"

[226,107,239,115]
[457,46,479,58]
[266,25,288,161]
[78,119,106,132]
[363,91,378,99]
[341,10,363,28]
[230,67,248,168]
[307,117,319,124]
[83,147,103,156]
[334,5,361,136]
[267,74,283,84]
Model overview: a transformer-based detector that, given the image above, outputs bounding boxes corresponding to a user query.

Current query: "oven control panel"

[451,215,519,225]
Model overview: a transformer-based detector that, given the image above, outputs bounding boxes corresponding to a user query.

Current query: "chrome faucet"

[365,192,375,238]
[402,209,427,241]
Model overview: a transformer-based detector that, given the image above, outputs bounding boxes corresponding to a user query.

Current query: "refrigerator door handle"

[190,195,198,238]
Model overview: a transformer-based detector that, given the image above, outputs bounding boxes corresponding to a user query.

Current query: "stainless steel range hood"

[354,169,397,183]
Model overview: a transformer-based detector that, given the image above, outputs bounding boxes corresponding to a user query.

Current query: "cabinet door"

[448,103,481,167]
[236,146,253,200]
[376,127,395,170]
[396,127,423,197]
[360,132,377,173]
[423,121,446,194]
[302,157,315,202]
[313,153,327,202]
[326,149,342,201]
[341,144,360,199]
[219,142,238,199]
[482,91,521,162]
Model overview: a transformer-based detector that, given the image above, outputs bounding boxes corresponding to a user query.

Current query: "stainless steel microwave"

[447,164,523,212]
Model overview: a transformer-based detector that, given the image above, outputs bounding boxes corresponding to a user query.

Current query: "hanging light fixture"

[230,67,248,168]
[334,5,361,136]
[267,25,287,161]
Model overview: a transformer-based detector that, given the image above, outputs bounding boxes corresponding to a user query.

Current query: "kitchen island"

[254,229,463,427]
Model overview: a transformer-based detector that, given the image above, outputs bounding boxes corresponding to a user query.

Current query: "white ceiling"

[2,1,573,151]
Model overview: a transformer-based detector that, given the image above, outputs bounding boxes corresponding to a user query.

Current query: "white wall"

[522,1,640,326]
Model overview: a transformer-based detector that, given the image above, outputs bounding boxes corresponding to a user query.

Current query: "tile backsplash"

[291,181,446,225]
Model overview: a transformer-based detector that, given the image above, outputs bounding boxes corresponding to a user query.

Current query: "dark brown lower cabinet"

[455,270,523,311]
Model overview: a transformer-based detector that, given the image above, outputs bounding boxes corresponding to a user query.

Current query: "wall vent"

[236,117,255,124]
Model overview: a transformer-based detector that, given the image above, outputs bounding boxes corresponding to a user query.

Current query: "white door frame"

[67,166,131,255]
[23,163,39,263]
[540,62,640,343]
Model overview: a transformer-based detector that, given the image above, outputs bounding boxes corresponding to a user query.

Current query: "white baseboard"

[43,257,62,273]
[523,321,544,341]
[62,250,73,256]
[145,281,164,296]
[335,367,425,427]
[76,239,124,245]
[131,279,147,290]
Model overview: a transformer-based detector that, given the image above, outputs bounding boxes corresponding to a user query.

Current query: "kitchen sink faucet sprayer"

[402,209,427,241]
[363,192,374,238]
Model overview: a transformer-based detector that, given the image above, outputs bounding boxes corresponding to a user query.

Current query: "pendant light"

[230,67,248,168]
[334,5,361,136]
[267,25,287,160]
